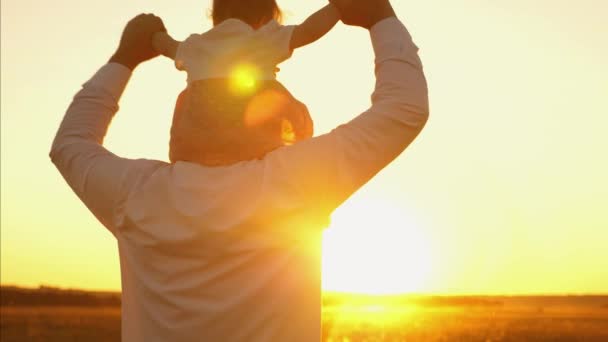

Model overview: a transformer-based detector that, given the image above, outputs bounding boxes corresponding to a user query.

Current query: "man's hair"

[212,0,283,28]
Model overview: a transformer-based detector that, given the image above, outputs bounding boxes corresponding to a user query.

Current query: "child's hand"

[152,31,180,60]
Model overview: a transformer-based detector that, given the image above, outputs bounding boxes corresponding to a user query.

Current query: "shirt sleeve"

[49,63,166,235]
[262,18,430,218]
[175,35,198,71]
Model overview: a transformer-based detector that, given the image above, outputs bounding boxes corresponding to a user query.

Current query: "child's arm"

[152,31,180,59]
[290,3,341,50]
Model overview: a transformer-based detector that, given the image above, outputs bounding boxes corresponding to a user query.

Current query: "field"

[323,303,608,341]
[1,289,607,341]
[1,306,121,341]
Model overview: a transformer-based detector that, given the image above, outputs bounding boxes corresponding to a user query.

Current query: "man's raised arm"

[264,0,429,215]
[50,14,166,233]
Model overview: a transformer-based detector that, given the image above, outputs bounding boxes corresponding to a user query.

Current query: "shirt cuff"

[85,63,133,102]
[370,17,418,63]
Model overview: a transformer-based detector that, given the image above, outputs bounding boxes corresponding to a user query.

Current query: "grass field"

[2,294,608,341]
[1,306,121,342]
[323,304,608,341]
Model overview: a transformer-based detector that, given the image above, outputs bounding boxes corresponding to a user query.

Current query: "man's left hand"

[109,14,166,70]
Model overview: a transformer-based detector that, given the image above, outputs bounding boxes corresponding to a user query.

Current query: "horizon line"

[2,283,607,297]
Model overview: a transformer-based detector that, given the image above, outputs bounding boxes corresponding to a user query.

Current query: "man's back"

[118,161,324,341]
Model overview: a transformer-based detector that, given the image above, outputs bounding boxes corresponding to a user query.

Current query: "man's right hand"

[329,0,396,29]
[109,14,166,70]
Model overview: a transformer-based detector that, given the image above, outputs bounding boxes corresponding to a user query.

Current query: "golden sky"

[1,0,607,294]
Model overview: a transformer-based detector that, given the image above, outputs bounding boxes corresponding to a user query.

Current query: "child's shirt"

[176,19,296,83]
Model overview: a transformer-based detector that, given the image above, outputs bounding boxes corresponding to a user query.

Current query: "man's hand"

[329,0,396,29]
[109,14,166,70]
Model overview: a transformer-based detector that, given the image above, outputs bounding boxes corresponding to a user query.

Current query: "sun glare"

[322,198,433,294]
[230,64,260,94]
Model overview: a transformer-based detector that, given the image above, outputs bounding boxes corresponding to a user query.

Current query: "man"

[50,0,429,340]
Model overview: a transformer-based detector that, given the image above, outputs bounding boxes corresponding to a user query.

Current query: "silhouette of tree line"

[1,286,121,307]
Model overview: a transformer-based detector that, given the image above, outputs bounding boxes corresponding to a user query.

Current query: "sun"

[322,197,433,294]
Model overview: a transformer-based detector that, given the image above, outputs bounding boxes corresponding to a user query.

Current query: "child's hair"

[212,0,283,28]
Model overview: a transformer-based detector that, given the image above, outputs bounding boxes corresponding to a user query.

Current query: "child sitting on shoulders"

[153,0,340,165]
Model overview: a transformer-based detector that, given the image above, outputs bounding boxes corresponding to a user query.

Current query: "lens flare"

[281,119,296,145]
[230,64,260,94]
[244,90,289,127]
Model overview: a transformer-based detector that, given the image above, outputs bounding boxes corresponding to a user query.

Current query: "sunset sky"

[1,0,607,295]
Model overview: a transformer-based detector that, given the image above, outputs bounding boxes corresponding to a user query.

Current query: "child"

[153,0,341,165]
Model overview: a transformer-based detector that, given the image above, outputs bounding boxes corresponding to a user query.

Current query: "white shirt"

[176,19,295,83]
[50,18,429,342]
